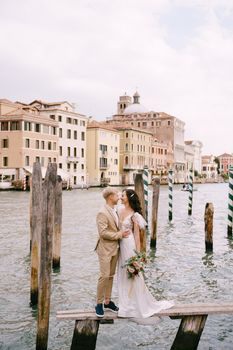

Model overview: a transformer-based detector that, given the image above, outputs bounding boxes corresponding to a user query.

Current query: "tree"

[214,157,220,174]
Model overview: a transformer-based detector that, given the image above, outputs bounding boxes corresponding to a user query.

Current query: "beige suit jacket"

[95,204,123,257]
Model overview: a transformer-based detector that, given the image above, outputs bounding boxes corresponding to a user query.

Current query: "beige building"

[201,155,218,180]
[87,121,120,186]
[0,99,58,185]
[29,100,88,188]
[106,91,186,182]
[113,125,153,185]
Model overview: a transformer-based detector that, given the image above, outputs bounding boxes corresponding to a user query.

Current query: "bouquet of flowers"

[123,250,148,279]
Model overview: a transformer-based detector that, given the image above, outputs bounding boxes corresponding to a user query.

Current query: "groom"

[95,187,129,317]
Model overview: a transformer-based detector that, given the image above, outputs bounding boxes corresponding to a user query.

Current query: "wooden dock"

[57,303,233,350]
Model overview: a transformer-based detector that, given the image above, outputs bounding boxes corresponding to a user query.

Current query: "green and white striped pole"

[188,169,193,216]
[168,169,173,221]
[143,166,149,221]
[228,166,233,237]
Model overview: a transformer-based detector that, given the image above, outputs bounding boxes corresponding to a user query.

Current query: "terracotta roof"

[87,120,118,132]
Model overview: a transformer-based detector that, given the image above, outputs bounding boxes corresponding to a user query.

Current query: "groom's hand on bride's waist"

[121,229,130,238]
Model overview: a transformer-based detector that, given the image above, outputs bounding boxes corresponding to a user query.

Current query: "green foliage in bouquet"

[122,250,148,279]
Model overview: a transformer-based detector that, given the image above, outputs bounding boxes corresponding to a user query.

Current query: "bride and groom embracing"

[95,187,174,319]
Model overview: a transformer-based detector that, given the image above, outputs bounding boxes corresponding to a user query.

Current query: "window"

[1,122,8,131]
[151,122,154,127]
[53,158,56,162]
[41,157,45,166]
[59,146,62,156]
[115,147,118,152]
[58,115,62,122]
[67,129,71,139]
[81,132,85,141]
[168,120,171,126]
[36,140,40,149]
[59,128,62,138]
[125,156,129,165]
[35,124,41,133]
[81,164,84,170]
[25,139,30,148]
[125,143,128,151]
[114,159,118,165]
[36,156,40,163]
[25,156,29,166]
[59,163,62,169]
[74,163,77,171]
[53,142,56,151]
[10,121,21,131]
[142,122,147,127]
[74,130,77,139]
[73,119,78,125]
[126,132,128,138]
[24,121,31,131]
[138,122,140,127]
[48,142,52,150]
[80,120,85,126]
[67,163,70,170]
[74,176,77,185]
[3,157,8,166]
[41,141,45,149]
[67,147,71,156]
[131,144,133,151]
[50,115,55,120]
[51,126,56,135]
[48,157,51,163]
[74,147,77,157]
[2,139,9,148]
[66,117,72,124]
[81,148,84,157]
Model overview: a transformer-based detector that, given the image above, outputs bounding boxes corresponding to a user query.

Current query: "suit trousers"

[96,252,119,304]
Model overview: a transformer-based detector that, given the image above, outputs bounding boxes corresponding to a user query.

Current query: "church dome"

[123,91,148,114]
[123,103,148,114]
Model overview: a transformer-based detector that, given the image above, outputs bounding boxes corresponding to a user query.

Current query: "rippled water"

[1,183,233,350]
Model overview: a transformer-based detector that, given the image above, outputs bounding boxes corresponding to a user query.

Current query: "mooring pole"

[228,166,233,237]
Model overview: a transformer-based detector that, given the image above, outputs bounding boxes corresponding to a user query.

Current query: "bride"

[117,188,174,318]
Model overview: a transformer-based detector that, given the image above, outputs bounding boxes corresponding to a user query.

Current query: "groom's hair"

[102,187,117,199]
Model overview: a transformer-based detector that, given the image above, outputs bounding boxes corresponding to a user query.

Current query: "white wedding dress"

[117,212,174,318]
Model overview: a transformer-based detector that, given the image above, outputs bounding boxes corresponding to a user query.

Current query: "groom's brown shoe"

[104,301,119,313]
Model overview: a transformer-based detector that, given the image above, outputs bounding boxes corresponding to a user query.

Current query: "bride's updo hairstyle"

[124,189,143,216]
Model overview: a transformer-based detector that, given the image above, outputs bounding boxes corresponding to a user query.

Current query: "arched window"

[125,156,129,165]
[125,143,128,151]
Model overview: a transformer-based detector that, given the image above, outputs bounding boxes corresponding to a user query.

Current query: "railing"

[66,156,80,163]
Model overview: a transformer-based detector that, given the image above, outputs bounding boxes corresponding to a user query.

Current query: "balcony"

[66,156,80,163]
[99,164,109,170]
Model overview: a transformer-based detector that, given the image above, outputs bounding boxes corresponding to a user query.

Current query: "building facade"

[86,122,120,186]
[106,91,186,182]
[201,155,218,180]
[0,99,59,185]
[29,100,88,188]
[217,153,233,174]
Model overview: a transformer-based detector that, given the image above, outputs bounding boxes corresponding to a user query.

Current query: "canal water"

[1,183,233,350]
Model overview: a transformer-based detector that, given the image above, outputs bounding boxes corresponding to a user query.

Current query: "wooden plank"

[171,315,207,350]
[56,304,233,320]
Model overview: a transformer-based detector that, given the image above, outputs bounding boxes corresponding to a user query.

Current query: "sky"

[0,0,233,155]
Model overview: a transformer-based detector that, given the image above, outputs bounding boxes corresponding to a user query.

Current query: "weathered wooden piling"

[134,173,146,219]
[228,166,233,237]
[168,169,173,221]
[36,163,57,350]
[53,175,62,269]
[188,169,193,216]
[30,163,42,305]
[171,315,208,350]
[71,320,100,350]
[143,165,149,221]
[204,203,214,252]
[151,177,160,248]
